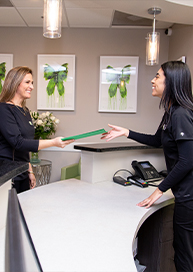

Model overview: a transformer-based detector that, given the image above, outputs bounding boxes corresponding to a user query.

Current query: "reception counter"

[74,142,166,183]
[18,178,174,272]
[0,160,29,230]
[0,160,29,272]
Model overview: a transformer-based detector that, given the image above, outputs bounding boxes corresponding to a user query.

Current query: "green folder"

[62,128,107,141]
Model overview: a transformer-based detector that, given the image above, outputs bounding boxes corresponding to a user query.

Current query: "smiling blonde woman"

[0,66,74,194]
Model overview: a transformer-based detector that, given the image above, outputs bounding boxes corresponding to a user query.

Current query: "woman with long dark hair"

[102,61,193,271]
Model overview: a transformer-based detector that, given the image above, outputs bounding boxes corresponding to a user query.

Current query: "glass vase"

[30,151,41,163]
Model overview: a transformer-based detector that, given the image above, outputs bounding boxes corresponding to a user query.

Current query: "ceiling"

[0,0,193,29]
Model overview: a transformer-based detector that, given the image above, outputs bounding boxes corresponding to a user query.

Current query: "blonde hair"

[0,66,33,108]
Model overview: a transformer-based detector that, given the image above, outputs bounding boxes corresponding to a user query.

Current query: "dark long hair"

[160,61,193,113]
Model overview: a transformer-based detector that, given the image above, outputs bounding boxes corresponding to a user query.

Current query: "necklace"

[9,100,26,116]
[15,105,26,116]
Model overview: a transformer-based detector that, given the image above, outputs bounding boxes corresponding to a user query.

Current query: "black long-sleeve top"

[0,103,39,180]
[128,105,193,203]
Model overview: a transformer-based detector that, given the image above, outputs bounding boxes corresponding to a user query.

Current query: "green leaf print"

[44,63,68,97]
[108,83,118,98]
[0,62,6,94]
[105,64,131,110]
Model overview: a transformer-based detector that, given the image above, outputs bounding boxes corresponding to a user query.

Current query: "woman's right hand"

[101,124,129,142]
[137,188,163,208]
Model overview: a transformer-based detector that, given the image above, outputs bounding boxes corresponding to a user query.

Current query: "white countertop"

[17,179,174,272]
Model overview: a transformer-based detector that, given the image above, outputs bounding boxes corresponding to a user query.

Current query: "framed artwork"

[0,54,13,94]
[98,56,139,113]
[37,54,75,110]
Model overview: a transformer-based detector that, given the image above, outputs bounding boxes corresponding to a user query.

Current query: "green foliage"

[105,64,131,99]
[108,83,118,98]
[0,62,6,94]
[119,81,127,98]
[57,81,64,96]
[46,78,56,96]
[44,63,68,97]
[122,65,131,83]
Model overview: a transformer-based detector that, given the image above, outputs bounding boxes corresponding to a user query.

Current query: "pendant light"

[146,7,161,66]
[43,0,62,39]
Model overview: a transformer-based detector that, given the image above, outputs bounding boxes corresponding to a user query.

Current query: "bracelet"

[28,171,35,175]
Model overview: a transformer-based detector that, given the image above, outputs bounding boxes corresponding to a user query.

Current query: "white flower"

[41,113,46,118]
[30,110,60,139]
[50,116,56,121]
[37,120,43,126]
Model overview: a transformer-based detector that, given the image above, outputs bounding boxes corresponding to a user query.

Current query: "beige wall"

[0,27,169,182]
[168,24,193,73]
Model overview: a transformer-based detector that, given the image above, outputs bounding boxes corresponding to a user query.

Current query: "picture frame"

[37,54,75,111]
[177,56,186,63]
[0,54,13,94]
[98,56,139,113]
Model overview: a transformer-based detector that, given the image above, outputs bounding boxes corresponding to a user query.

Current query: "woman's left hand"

[137,187,163,208]
[29,173,36,189]
[52,137,75,148]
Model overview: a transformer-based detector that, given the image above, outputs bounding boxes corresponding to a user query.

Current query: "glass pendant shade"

[146,32,160,66]
[43,0,62,39]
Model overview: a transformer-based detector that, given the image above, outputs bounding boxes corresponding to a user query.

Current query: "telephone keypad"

[146,170,160,179]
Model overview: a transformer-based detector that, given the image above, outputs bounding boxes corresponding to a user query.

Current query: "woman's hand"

[28,163,36,189]
[101,124,129,142]
[137,187,163,208]
[53,137,75,148]
[29,173,36,189]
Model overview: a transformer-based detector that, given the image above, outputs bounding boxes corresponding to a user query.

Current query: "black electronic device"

[128,175,148,188]
[113,175,131,186]
[131,160,162,182]
[113,169,132,186]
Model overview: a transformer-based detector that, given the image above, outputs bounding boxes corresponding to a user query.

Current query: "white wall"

[0,27,169,182]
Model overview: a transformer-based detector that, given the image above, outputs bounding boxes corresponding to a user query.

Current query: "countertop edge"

[0,161,29,186]
[74,143,162,153]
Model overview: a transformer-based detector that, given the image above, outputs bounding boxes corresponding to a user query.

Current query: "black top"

[0,103,39,180]
[129,105,193,203]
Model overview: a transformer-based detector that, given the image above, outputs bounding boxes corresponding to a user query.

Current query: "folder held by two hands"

[61,128,107,141]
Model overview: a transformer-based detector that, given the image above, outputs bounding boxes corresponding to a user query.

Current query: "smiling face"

[151,68,166,98]
[16,73,34,101]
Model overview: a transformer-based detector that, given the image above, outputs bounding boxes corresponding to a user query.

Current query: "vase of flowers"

[30,111,60,163]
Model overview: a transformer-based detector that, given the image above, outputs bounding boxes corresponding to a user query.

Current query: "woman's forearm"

[38,137,74,150]
[38,139,56,150]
